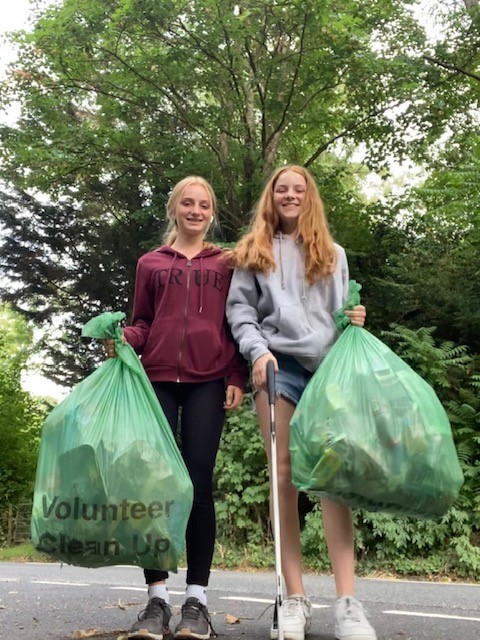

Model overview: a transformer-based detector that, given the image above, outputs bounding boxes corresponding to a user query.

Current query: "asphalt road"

[1,562,479,640]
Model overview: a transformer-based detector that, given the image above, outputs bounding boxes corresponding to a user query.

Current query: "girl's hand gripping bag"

[31,312,193,569]
[289,281,464,519]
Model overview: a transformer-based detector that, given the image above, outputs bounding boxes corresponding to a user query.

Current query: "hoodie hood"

[157,245,223,259]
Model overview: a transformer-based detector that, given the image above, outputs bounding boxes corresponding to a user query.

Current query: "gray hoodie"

[226,234,349,372]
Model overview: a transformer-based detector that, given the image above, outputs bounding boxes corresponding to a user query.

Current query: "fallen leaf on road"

[72,629,126,638]
[104,601,138,609]
[226,613,240,624]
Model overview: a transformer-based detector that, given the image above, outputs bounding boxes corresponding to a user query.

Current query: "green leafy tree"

[1,0,446,222]
[0,305,49,535]
[0,189,162,384]
[362,134,480,351]
[2,0,461,381]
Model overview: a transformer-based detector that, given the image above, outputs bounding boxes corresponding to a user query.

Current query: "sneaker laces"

[342,597,363,623]
[138,598,169,621]
[259,596,308,624]
[284,596,307,617]
[181,600,217,637]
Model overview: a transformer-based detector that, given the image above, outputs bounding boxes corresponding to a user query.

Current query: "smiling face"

[175,183,213,239]
[272,169,307,234]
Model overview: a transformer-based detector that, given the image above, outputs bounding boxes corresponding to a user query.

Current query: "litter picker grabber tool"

[267,359,284,640]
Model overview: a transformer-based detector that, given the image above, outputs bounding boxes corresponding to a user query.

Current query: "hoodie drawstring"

[279,233,286,290]
[278,233,308,303]
[198,256,204,314]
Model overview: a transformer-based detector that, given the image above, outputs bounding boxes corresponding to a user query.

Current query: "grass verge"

[0,543,50,562]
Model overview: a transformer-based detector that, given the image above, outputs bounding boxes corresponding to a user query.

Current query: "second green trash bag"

[31,312,193,569]
[289,282,464,519]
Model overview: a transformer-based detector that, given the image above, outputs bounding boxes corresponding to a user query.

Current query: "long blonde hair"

[229,165,336,284]
[163,176,217,246]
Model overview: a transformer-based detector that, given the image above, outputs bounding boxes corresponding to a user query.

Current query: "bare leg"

[256,391,304,596]
[321,497,355,596]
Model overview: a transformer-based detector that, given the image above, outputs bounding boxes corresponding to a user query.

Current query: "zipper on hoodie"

[176,259,192,383]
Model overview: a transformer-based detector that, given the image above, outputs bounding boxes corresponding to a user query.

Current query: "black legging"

[144,379,225,587]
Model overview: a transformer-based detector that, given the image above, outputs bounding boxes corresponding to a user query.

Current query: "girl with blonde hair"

[226,165,376,640]
[106,175,247,640]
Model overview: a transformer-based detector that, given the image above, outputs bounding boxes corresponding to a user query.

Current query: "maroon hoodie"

[123,245,248,388]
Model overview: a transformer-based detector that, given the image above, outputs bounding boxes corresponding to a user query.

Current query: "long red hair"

[229,165,336,284]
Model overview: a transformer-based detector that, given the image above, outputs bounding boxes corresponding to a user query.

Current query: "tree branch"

[304,104,398,167]
[423,55,480,83]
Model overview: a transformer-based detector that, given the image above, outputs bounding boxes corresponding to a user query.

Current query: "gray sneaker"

[128,597,172,640]
[334,596,377,640]
[174,597,212,639]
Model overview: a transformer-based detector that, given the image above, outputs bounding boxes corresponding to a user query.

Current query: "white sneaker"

[334,596,377,640]
[270,595,312,640]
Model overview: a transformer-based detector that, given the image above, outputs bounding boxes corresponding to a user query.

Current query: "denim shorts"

[273,352,313,406]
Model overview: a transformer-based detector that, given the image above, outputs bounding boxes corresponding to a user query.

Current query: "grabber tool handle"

[267,359,276,407]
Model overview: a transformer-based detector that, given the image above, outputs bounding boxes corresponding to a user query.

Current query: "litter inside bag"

[290,281,464,519]
[31,312,193,569]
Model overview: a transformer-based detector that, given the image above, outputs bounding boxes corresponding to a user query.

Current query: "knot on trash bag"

[333,280,362,330]
[81,311,126,340]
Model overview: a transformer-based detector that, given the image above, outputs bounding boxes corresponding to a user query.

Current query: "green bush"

[214,396,270,551]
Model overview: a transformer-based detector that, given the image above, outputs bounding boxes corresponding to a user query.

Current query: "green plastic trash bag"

[31,311,193,569]
[290,281,464,519]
